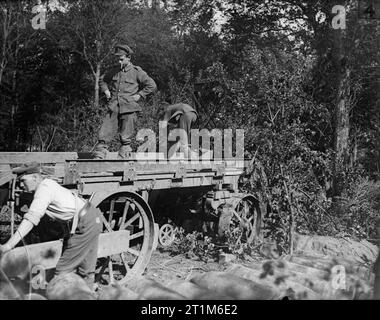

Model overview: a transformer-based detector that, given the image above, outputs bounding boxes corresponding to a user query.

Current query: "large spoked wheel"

[95,192,155,285]
[218,195,262,244]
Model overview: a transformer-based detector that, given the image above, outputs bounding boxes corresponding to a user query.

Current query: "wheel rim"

[218,195,261,243]
[158,224,176,246]
[95,192,155,285]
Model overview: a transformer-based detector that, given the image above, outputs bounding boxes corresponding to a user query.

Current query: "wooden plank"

[69,160,246,175]
[0,240,63,278]
[78,152,242,162]
[0,230,131,278]
[79,167,242,178]
[0,152,250,167]
[77,152,165,160]
[97,230,130,257]
[80,175,240,195]
[0,171,15,186]
[0,152,78,164]
[0,164,11,172]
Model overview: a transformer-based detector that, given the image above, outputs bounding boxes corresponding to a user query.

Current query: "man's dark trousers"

[98,111,138,147]
[55,205,102,288]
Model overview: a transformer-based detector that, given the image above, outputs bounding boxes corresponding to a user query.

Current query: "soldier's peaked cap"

[12,161,41,178]
[114,44,134,56]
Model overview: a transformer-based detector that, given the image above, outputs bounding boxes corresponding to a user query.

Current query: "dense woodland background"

[1,0,380,252]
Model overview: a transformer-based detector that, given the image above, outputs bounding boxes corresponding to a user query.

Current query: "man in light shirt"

[0,162,102,289]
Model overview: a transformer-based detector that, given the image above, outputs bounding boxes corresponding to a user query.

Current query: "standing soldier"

[93,44,157,159]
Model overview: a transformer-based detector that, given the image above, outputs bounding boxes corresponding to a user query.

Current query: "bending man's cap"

[114,44,134,56]
[12,161,41,178]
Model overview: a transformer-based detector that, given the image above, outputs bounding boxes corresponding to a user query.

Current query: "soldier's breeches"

[98,111,118,144]
[119,112,137,145]
[98,111,137,146]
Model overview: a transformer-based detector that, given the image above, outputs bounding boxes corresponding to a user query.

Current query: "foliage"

[169,229,218,262]
[27,101,103,151]
[222,229,259,259]
[1,0,380,251]
[336,171,380,240]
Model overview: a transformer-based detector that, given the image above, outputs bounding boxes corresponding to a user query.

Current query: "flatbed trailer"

[0,152,261,286]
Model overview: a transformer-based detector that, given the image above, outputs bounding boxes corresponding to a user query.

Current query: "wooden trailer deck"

[0,152,248,196]
[0,152,255,285]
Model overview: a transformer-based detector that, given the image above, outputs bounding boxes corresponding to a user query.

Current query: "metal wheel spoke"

[231,208,244,223]
[119,200,130,228]
[108,199,115,224]
[108,258,114,284]
[129,230,144,240]
[243,201,249,215]
[120,253,131,272]
[127,247,140,256]
[123,213,140,229]
[101,215,113,232]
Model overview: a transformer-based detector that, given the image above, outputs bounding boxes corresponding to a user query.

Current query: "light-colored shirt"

[24,179,85,226]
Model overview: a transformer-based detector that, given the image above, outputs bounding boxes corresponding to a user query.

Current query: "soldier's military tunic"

[98,63,156,145]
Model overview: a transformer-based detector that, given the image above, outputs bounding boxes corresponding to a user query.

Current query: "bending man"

[0,162,102,289]
[162,103,198,158]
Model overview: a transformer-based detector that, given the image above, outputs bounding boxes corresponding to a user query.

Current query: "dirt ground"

[142,248,231,285]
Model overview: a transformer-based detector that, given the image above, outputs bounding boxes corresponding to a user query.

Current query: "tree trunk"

[332,18,350,197]
[94,63,101,108]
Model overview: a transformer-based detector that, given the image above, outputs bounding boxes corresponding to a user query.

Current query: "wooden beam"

[0,152,78,164]
[0,172,15,186]
[68,160,247,175]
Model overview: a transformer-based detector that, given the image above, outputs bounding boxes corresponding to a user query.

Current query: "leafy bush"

[168,228,218,262]
[336,174,380,240]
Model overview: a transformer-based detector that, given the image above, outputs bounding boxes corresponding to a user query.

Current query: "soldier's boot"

[117,145,132,160]
[93,142,108,160]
